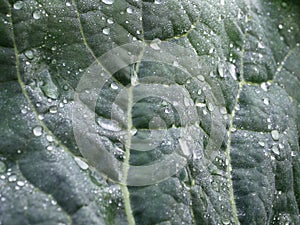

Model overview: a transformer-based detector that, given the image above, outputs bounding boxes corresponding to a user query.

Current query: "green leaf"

[1,0,300,224]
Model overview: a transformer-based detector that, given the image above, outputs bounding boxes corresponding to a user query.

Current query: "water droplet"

[96,117,122,131]
[24,50,34,59]
[107,18,114,24]
[184,97,190,106]
[220,107,227,115]
[291,151,296,157]
[258,141,265,147]
[102,0,114,5]
[130,127,137,136]
[231,127,237,132]
[220,0,225,5]
[17,181,25,186]
[66,2,71,6]
[217,65,224,78]
[46,135,54,142]
[263,98,270,105]
[21,108,27,114]
[150,39,161,50]
[197,89,202,95]
[209,47,214,54]
[222,219,230,225]
[51,46,57,51]
[154,0,162,4]
[126,7,133,14]
[278,24,283,29]
[13,1,24,10]
[8,174,17,182]
[271,130,280,141]
[47,145,53,151]
[74,157,89,170]
[207,103,214,112]
[258,42,265,49]
[49,106,58,114]
[0,161,7,173]
[33,126,43,136]
[102,27,110,35]
[197,75,205,82]
[272,145,280,155]
[281,2,288,8]
[33,11,41,20]
[110,83,119,90]
[260,82,268,91]
[164,107,171,114]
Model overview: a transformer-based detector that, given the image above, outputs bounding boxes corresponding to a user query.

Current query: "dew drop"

[258,141,265,147]
[272,145,280,155]
[13,1,24,10]
[197,75,205,82]
[96,117,122,131]
[271,130,280,141]
[263,98,270,105]
[154,0,162,4]
[130,127,137,136]
[260,82,268,91]
[32,11,41,20]
[74,157,89,170]
[110,83,119,90]
[66,2,71,6]
[207,103,214,112]
[220,107,227,115]
[102,0,114,5]
[49,106,58,114]
[281,2,287,8]
[33,126,43,137]
[0,161,7,173]
[8,174,17,182]
[278,24,283,30]
[24,50,34,59]
[102,27,110,35]
[126,7,133,14]
[197,89,202,95]
[150,40,161,50]
[46,135,54,142]
[107,18,114,24]
[17,181,25,187]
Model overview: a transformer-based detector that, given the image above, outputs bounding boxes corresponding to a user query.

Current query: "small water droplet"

[24,50,34,59]
[260,82,268,91]
[110,83,119,90]
[107,18,114,24]
[96,117,122,131]
[218,65,224,78]
[130,127,137,135]
[197,75,205,82]
[46,135,54,142]
[150,39,161,50]
[271,130,280,141]
[220,107,227,114]
[17,181,25,186]
[33,126,43,137]
[102,0,114,5]
[257,42,265,49]
[164,107,171,114]
[291,151,296,157]
[33,11,41,20]
[66,2,71,6]
[47,145,54,151]
[102,27,110,35]
[126,7,133,14]
[74,157,89,170]
[281,2,287,8]
[220,0,225,5]
[0,161,7,173]
[8,174,17,182]
[272,145,280,155]
[154,0,162,4]
[51,46,57,51]
[13,1,24,10]
[278,24,283,30]
[21,108,27,114]
[222,219,230,225]
[49,106,58,114]
[263,98,270,105]
[207,103,214,112]
[197,89,202,95]
[258,141,265,147]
